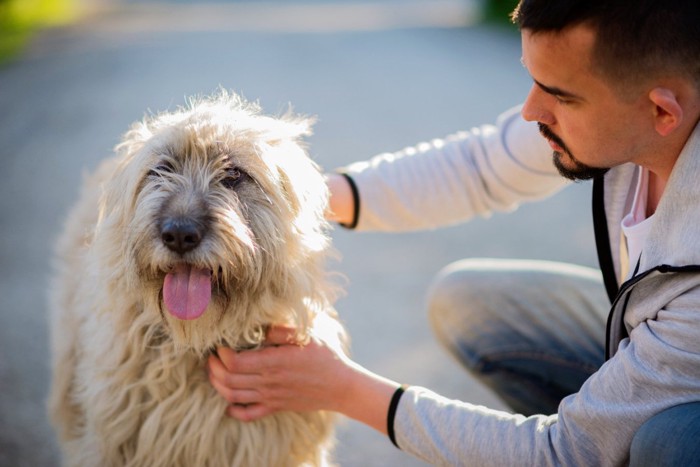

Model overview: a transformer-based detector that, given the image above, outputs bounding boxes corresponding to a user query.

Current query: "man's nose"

[521,84,555,125]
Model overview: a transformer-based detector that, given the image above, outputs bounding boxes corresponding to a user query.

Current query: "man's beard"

[538,123,609,181]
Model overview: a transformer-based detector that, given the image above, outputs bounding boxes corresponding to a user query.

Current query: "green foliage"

[0,0,76,64]
[482,0,520,29]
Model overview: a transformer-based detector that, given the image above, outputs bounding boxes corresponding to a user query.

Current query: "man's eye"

[222,167,246,189]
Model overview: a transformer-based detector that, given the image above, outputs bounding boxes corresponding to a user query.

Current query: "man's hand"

[208,325,352,420]
[207,324,401,435]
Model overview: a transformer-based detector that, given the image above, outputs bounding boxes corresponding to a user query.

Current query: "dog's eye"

[148,162,174,179]
[222,167,246,189]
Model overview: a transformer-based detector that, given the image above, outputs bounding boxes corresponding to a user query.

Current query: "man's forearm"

[335,361,401,436]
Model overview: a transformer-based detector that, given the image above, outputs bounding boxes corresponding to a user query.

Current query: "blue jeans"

[629,402,700,467]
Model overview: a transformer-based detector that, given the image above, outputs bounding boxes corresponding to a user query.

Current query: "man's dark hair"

[512,0,700,91]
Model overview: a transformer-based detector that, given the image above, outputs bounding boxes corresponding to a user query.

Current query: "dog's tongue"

[163,265,212,320]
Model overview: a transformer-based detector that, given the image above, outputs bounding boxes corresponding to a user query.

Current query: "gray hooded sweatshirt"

[341,106,700,466]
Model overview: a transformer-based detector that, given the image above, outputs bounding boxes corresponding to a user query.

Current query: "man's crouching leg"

[427,258,609,415]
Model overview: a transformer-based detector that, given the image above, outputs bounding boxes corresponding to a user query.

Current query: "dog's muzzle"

[159,216,213,321]
[160,217,204,255]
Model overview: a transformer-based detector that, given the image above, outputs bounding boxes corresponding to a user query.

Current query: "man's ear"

[648,87,683,137]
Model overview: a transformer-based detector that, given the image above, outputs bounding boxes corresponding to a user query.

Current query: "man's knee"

[428,259,493,317]
[427,258,570,332]
[630,402,700,467]
[427,258,508,344]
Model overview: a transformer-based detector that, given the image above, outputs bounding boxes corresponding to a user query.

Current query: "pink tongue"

[163,265,212,320]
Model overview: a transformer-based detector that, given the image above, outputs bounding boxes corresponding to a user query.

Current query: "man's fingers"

[228,389,262,405]
[208,356,264,389]
[214,346,271,374]
[265,325,300,346]
[227,402,274,421]
[209,372,236,403]
[215,346,239,371]
[209,372,263,404]
[208,353,239,383]
[208,352,230,377]
[213,325,300,373]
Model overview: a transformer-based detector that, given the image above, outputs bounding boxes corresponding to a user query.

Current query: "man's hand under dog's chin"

[207,325,350,419]
[207,324,401,435]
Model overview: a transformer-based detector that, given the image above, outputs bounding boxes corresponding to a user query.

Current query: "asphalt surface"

[0,1,598,465]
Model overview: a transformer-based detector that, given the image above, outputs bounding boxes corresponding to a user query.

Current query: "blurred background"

[0,0,598,465]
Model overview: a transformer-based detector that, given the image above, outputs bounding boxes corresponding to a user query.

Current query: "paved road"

[0,1,598,465]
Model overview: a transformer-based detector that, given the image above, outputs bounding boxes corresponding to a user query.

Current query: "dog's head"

[95,91,334,352]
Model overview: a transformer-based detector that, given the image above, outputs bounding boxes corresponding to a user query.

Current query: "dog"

[48,91,346,466]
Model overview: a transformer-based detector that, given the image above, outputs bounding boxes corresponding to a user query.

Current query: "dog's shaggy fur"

[48,91,346,466]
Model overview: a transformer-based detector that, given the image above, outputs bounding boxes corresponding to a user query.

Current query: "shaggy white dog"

[48,91,346,466]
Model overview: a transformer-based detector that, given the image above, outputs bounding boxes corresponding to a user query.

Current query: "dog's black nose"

[161,219,203,254]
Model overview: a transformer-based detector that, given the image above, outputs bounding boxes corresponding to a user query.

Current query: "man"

[208,1,700,464]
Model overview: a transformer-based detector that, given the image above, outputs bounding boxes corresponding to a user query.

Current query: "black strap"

[592,176,619,303]
[387,384,408,448]
[605,254,642,361]
[631,254,642,277]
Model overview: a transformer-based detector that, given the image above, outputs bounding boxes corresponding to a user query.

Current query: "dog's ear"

[261,114,314,147]
[92,117,162,289]
[113,118,158,171]
[254,115,329,255]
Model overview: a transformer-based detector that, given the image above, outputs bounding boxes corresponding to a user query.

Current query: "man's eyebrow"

[520,57,583,100]
[533,79,582,100]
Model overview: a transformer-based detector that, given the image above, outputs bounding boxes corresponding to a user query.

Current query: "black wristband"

[338,172,360,229]
[387,384,408,448]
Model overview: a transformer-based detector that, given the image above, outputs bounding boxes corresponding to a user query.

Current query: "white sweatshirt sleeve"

[340,105,568,232]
